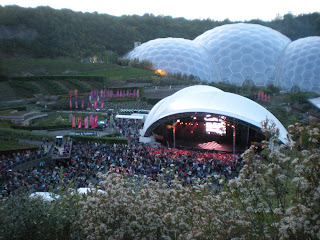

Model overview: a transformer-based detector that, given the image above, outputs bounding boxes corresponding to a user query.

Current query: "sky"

[1,0,319,22]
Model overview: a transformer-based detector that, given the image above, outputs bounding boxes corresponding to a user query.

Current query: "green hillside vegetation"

[0,5,319,60]
[2,58,123,77]
[0,57,159,101]
[0,138,36,151]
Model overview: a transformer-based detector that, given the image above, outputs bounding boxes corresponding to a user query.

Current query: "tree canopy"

[0,5,319,59]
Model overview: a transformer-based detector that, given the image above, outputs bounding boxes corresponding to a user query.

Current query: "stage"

[174,140,234,153]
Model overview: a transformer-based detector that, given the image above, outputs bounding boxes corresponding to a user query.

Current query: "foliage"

[8,80,41,98]
[0,127,55,141]
[0,5,319,59]
[12,124,72,131]
[69,136,128,144]
[0,138,37,151]
[288,92,318,104]
[145,98,161,105]
[0,121,319,239]
[0,191,82,240]
[75,121,320,239]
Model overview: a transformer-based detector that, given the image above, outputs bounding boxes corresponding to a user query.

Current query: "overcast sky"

[1,0,319,21]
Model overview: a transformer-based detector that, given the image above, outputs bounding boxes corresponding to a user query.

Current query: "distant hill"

[0,5,319,60]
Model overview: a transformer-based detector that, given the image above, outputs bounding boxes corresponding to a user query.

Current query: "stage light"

[193,116,197,120]
[177,119,180,122]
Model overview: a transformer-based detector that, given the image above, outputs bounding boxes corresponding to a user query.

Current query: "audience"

[0,113,243,198]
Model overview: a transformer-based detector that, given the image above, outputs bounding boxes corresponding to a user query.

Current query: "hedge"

[68,135,128,144]
[0,106,27,112]
[12,124,72,131]
[0,146,39,154]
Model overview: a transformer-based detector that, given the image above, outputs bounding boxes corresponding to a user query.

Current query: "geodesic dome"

[194,23,291,86]
[278,37,320,93]
[125,23,320,94]
[126,38,219,82]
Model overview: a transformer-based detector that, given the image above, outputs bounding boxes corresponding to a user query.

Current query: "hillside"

[0,57,159,103]
[0,5,319,60]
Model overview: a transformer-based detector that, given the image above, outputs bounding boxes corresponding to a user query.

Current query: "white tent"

[30,192,60,202]
[76,187,107,195]
[142,85,289,143]
[115,113,146,120]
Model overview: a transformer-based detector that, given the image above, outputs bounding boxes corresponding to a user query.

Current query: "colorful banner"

[75,89,78,98]
[69,89,72,98]
[69,99,72,109]
[94,100,98,109]
[101,101,104,109]
[94,115,98,128]
[72,115,76,127]
[136,89,140,97]
[75,100,78,109]
[81,99,84,109]
[84,116,89,129]
[77,116,82,129]
[89,114,93,128]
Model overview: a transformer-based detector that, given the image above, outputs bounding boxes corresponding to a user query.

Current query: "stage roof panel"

[142,85,289,143]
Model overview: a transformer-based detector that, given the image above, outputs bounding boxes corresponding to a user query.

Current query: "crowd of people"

[0,117,244,198]
[0,144,51,173]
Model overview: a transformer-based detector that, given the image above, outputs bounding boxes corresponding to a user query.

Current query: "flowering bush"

[74,121,319,239]
[1,121,319,239]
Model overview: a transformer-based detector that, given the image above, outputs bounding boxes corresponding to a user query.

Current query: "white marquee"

[141,85,289,143]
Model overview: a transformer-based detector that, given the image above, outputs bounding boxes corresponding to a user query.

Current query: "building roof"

[142,85,289,143]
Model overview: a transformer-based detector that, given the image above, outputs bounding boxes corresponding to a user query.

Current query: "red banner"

[77,116,82,129]
[94,115,98,128]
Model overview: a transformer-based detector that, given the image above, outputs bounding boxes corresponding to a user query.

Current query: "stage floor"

[175,140,234,152]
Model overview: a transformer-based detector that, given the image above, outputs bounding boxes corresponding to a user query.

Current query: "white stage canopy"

[115,113,146,120]
[142,85,289,143]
